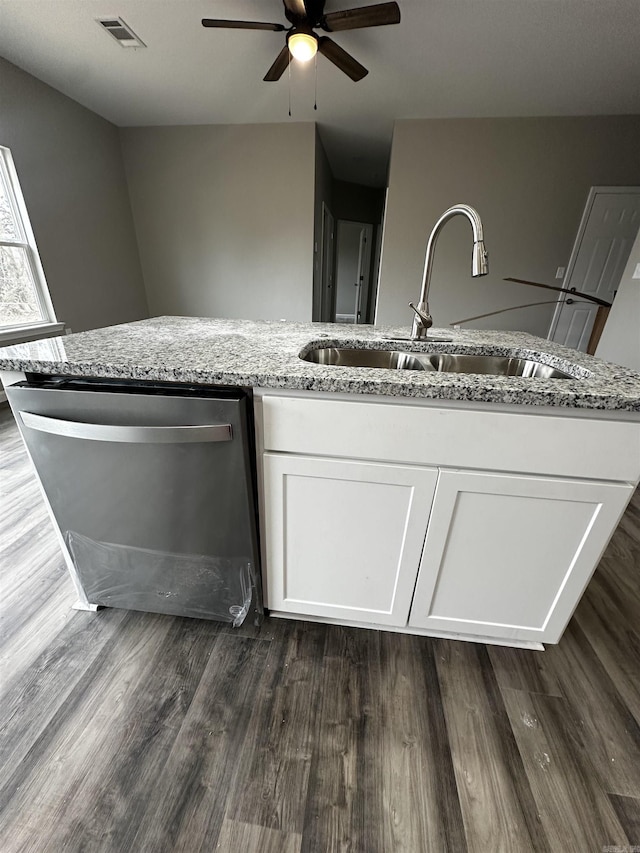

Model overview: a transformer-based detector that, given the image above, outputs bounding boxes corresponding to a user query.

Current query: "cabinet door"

[408,470,633,643]
[263,453,438,625]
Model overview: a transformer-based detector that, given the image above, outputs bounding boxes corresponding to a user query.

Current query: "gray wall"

[376,117,640,336]
[121,123,316,322]
[596,228,640,371]
[0,57,148,333]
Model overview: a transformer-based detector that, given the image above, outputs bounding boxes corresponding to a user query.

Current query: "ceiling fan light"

[288,32,318,62]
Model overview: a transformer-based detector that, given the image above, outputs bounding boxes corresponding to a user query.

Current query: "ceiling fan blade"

[264,45,293,81]
[303,0,327,19]
[318,37,368,81]
[282,0,327,25]
[202,18,285,32]
[282,0,307,19]
[322,2,400,31]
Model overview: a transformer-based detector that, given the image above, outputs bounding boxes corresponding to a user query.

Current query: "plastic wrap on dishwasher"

[66,531,262,626]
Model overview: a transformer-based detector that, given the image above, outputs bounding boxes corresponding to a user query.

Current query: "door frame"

[319,202,336,323]
[367,187,389,325]
[354,222,374,323]
[547,186,640,340]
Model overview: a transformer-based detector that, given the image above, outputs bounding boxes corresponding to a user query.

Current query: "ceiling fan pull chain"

[314,53,318,111]
[288,56,292,117]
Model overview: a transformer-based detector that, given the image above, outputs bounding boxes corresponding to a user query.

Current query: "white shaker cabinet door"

[262,453,438,625]
[408,469,633,643]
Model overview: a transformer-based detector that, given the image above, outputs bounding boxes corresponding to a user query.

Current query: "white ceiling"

[1,0,639,186]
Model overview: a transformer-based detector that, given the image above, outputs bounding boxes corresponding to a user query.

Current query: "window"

[0,146,57,331]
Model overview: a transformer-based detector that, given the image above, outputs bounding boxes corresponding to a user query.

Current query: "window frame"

[0,145,58,337]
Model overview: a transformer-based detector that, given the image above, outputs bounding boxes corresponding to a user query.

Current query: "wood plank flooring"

[1,403,639,852]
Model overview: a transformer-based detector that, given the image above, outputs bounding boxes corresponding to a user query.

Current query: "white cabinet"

[256,390,639,646]
[408,470,634,644]
[262,453,438,625]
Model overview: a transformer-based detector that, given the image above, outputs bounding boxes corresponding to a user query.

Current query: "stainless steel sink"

[302,347,427,371]
[418,352,575,379]
[301,347,576,379]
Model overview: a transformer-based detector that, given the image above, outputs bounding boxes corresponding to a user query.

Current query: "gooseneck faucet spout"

[410,204,489,340]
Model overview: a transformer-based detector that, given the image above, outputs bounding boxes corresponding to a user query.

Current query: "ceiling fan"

[202,0,401,82]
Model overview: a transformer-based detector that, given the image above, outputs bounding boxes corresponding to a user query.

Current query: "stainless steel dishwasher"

[6,377,263,627]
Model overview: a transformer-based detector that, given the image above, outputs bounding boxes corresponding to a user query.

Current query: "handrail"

[503,277,612,308]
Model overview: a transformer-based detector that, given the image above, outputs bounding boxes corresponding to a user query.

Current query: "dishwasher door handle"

[20,411,233,444]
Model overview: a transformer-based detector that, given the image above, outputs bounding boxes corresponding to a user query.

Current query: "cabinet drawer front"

[260,393,640,481]
[262,453,437,625]
[408,470,633,643]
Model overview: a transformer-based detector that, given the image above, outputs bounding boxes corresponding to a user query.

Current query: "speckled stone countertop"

[1,316,640,411]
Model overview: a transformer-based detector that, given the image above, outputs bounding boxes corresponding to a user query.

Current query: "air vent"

[97,17,146,48]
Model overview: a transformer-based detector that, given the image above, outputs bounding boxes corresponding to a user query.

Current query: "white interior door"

[549,188,640,351]
[334,221,373,324]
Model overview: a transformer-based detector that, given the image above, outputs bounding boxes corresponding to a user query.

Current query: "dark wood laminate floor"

[1,403,639,853]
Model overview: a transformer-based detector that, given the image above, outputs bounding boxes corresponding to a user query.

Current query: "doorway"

[333,220,374,324]
[548,187,640,351]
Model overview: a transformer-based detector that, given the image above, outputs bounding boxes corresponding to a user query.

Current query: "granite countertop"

[1,316,640,411]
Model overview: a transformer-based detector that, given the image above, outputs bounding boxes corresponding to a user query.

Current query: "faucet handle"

[409,302,432,329]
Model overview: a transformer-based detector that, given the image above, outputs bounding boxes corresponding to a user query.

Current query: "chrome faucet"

[409,204,489,339]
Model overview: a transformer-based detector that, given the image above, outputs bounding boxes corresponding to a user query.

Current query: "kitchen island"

[2,316,640,649]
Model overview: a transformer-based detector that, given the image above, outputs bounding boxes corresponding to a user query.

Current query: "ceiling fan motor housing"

[287,22,317,42]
